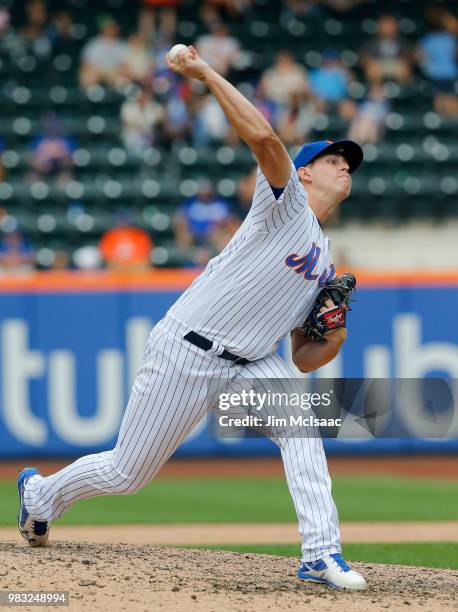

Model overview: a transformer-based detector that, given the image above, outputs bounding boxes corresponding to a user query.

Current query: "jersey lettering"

[285,242,321,280]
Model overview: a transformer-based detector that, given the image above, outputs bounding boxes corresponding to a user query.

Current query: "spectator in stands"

[196,21,240,77]
[191,93,233,147]
[79,16,127,90]
[99,211,153,271]
[173,179,237,265]
[47,9,75,56]
[347,83,389,144]
[308,48,356,119]
[260,50,310,106]
[417,7,458,117]
[121,85,165,156]
[0,229,35,273]
[121,33,154,85]
[28,112,76,184]
[19,0,47,41]
[18,0,51,58]
[276,91,317,145]
[361,15,412,86]
[137,6,156,47]
[162,85,192,146]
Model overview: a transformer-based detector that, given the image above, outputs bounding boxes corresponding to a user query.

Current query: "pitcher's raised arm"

[166,45,292,189]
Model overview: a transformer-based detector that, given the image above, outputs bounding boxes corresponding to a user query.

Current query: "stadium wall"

[0,270,457,458]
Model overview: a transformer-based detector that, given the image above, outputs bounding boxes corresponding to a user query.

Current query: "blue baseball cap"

[293,139,363,174]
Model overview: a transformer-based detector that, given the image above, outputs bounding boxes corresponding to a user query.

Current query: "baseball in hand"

[168,44,189,63]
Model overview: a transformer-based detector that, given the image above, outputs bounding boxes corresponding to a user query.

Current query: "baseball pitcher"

[17,45,366,590]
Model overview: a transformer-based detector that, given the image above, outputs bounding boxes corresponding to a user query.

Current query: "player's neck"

[307,194,340,225]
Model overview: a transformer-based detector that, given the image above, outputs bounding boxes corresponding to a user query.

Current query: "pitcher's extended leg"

[24,317,232,522]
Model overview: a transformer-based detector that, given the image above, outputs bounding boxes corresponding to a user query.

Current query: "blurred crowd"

[0,0,456,272]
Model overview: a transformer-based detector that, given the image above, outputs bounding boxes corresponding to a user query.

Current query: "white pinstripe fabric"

[24,316,340,562]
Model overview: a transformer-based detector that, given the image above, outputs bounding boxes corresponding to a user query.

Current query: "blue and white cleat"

[297,553,367,590]
[17,467,49,547]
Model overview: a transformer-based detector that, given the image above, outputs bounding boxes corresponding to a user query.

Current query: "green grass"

[185,543,458,570]
[1,475,457,526]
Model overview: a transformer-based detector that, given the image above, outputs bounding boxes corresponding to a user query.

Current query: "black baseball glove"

[301,273,357,341]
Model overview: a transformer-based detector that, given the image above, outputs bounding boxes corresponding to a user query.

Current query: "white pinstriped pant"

[24,315,341,561]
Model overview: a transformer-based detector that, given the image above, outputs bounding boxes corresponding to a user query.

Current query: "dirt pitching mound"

[1,543,457,612]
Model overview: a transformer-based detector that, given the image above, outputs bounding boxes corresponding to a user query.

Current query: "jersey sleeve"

[246,160,309,232]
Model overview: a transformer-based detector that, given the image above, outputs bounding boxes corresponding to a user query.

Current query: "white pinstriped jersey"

[168,160,335,360]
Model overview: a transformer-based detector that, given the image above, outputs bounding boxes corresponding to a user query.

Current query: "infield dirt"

[1,543,457,612]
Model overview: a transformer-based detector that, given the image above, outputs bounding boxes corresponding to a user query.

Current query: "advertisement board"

[0,272,456,457]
